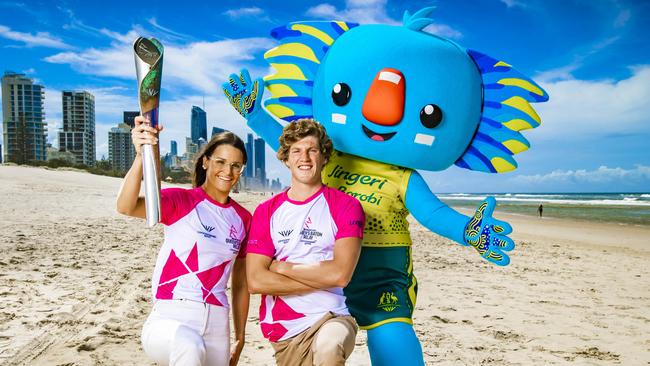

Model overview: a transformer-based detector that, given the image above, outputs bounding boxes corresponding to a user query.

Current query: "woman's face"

[202,144,245,196]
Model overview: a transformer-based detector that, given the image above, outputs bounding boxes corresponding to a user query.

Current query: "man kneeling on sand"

[246,119,365,365]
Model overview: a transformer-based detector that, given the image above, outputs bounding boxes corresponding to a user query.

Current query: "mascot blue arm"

[406,171,515,266]
[405,171,467,243]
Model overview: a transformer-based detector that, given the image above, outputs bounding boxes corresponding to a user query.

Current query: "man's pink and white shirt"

[150,187,251,308]
[247,185,364,342]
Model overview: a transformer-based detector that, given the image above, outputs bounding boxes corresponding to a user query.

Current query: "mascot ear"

[262,21,358,123]
[455,50,549,173]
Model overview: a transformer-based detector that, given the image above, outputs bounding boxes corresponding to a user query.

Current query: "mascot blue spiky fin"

[455,50,549,173]
[263,21,359,122]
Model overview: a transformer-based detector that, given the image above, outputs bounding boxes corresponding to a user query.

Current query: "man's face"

[286,135,327,186]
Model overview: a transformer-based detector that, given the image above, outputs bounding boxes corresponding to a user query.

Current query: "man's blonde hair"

[276,119,333,162]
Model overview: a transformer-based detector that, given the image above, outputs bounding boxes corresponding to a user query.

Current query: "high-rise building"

[245,133,254,177]
[190,106,207,143]
[211,126,226,138]
[108,123,136,172]
[58,90,95,166]
[254,137,266,188]
[185,136,199,161]
[1,71,47,163]
[170,140,177,156]
[123,111,139,128]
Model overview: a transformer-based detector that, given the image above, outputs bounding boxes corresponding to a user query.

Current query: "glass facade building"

[190,106,207,143]
[1,71,47,163]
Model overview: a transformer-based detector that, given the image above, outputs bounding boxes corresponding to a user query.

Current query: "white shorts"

[141,299,230,366]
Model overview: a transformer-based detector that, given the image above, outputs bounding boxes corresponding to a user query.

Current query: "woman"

[116,116,250,366]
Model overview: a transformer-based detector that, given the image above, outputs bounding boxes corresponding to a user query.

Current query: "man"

[246,119,365,365]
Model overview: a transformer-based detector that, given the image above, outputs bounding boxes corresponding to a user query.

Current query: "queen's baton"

[133,37,163,227]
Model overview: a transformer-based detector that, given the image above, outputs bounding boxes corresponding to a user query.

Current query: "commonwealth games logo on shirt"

[300,216,322,245]
[195,207,216,238]
[226,224,241,252]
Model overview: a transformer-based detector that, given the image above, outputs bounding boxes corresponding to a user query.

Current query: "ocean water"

[437,193,650,226]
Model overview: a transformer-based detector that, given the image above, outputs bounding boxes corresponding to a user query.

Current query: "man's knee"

[170,325,206,365]
[312,317,357,365]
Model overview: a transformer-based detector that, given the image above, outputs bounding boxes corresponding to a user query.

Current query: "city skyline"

[1,70,275,186]
[0,1,648,191]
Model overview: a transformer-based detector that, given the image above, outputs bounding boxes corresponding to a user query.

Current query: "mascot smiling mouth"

[362,125,397,141]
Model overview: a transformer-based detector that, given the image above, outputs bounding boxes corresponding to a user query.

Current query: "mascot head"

[262,7,548,173]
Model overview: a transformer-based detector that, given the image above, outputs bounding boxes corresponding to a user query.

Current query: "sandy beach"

[0,164,648,365]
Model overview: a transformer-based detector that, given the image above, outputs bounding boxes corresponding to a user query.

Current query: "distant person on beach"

[246,119,365,365]
[538,204,544,218]
[116,116,251,365]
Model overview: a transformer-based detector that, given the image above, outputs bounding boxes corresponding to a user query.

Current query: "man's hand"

[463,197,514,266]
[222,69,264,119]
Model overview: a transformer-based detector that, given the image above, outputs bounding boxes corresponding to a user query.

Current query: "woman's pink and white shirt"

[247,185,364,342]
[150,187,251,308]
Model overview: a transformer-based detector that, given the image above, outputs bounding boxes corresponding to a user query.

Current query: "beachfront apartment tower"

[59,91,96,166]
[108,123,136,172]
[190,106,207,143]
[1,71,47,163]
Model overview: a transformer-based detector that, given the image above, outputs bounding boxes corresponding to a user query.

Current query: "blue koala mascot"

[223,7,548,365]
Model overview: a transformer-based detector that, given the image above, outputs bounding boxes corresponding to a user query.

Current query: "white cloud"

[0,24,71,49]
[306,0,398,25]
[147,17,193,42]
[614,9,631,28]
[513,165,650,185]
[533,65,650,139]
[223,7,265,19]
[304,0,462,39]
[44,29,273,95]
[422,24,463,39]
[499,0,526,8]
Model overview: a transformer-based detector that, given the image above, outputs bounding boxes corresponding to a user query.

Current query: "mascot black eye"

[420,104,443,128]
[332,83,351,106]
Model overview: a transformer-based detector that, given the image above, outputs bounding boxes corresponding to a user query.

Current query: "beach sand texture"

[0,165,648,365]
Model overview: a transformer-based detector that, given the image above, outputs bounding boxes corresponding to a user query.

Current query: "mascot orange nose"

[362,68,405,126]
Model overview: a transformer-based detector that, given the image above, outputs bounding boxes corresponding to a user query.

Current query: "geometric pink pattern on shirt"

[185,242,199,272]
[204,292,224,306]
[259,294,267,321]
[155,279,178,299]
[196,259,231,291]
[201,288,224,306]
[261,321,289,343]
[158,249,189,284]
[271,297,305,321]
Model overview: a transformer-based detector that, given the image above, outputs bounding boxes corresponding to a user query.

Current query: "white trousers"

[141,299,230,366]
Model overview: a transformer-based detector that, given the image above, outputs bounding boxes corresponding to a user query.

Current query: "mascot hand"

[222,69,264,119]
[463,197,514,266]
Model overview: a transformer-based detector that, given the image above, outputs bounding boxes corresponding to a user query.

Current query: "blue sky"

[1,0,649,192]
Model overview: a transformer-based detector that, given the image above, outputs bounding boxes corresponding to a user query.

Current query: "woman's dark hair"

[192,131,247,187]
